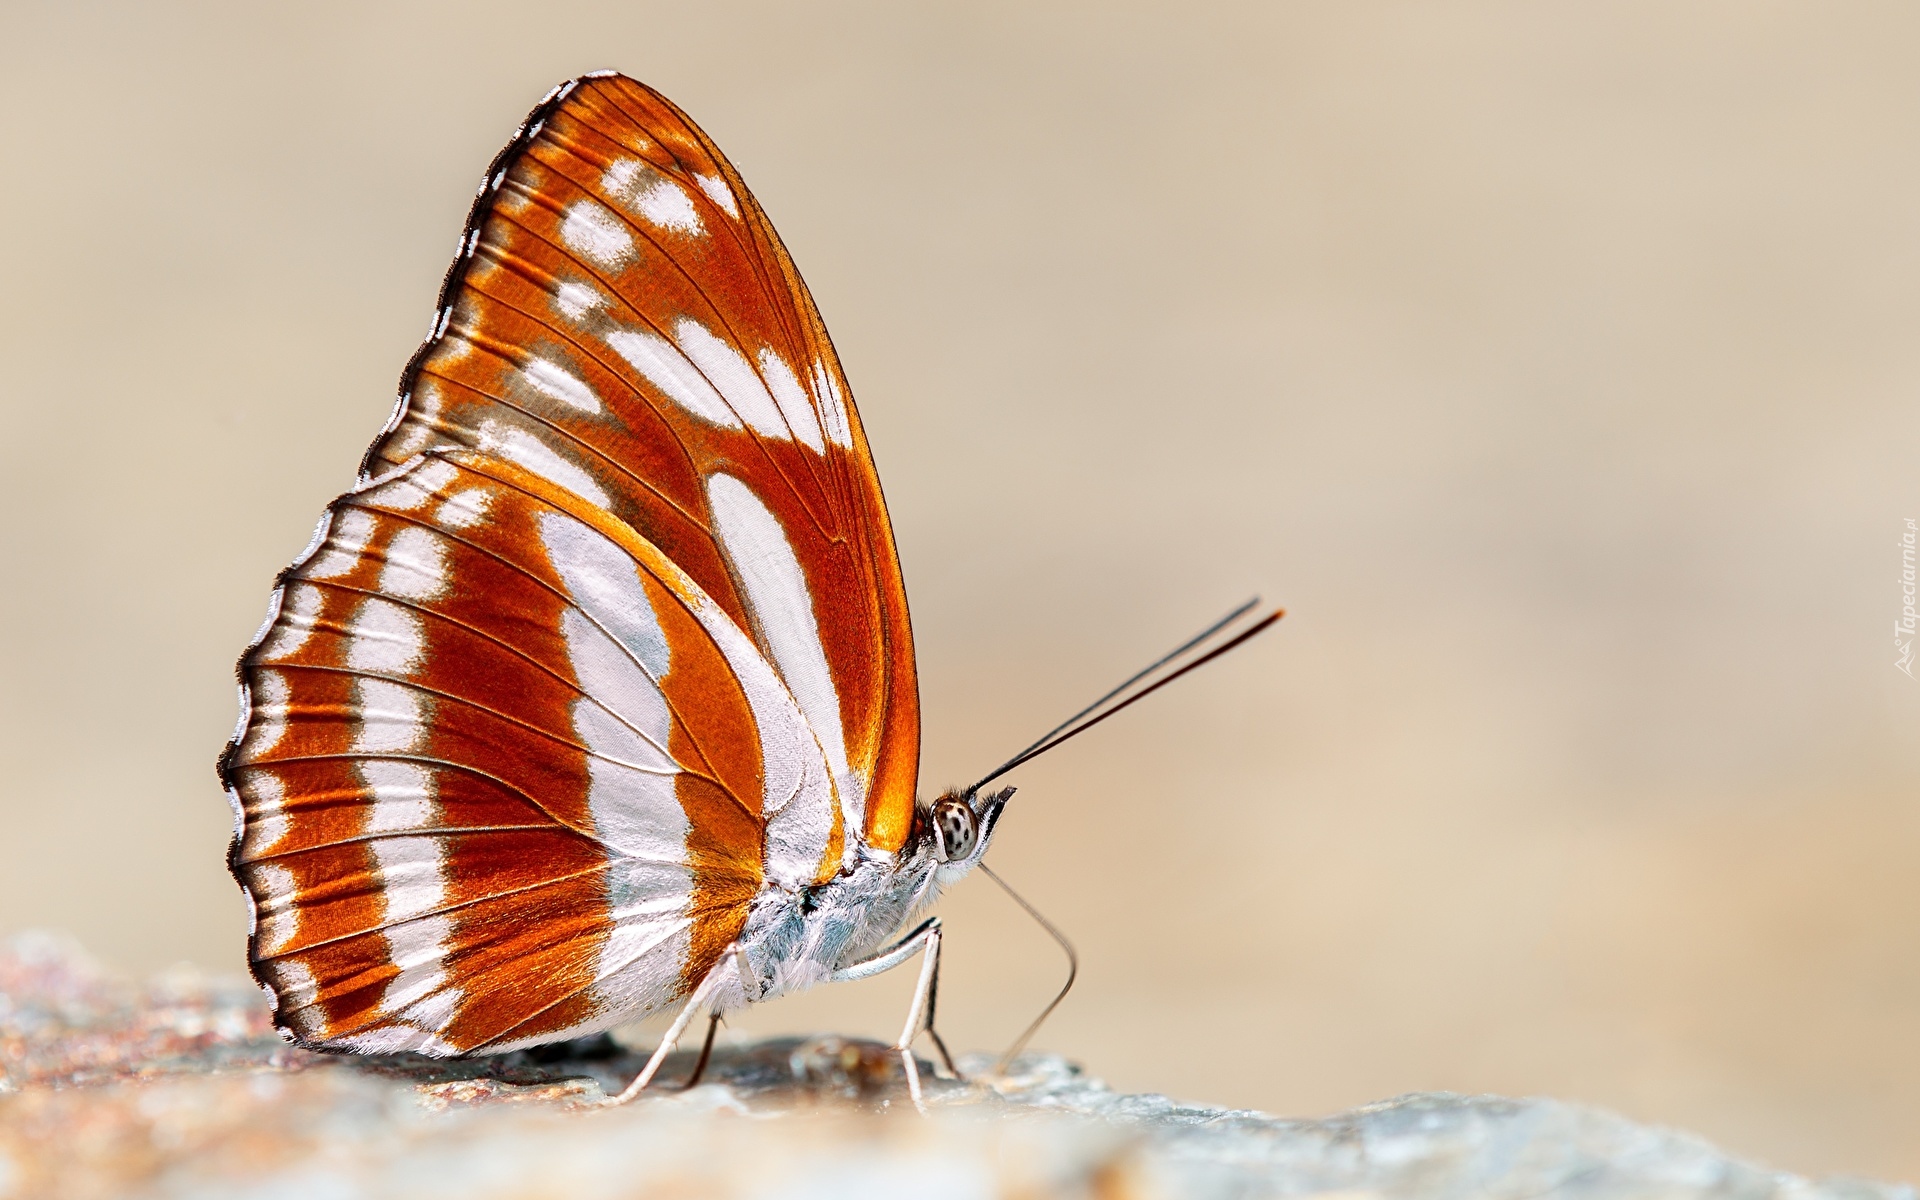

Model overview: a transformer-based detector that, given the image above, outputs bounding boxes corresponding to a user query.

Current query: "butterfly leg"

[679,1013,722,1090]
[605,948,738,1106]
[828,917,956,1108]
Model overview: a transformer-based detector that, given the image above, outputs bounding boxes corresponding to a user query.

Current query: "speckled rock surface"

[0,932,1908,1200]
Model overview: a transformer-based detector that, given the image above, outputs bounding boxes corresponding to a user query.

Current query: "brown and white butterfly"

[222,72,1278,1104]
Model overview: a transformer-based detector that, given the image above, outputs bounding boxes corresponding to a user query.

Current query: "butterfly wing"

[223,73,919,1053]
[367,73,918,853]
[228,452,846,1052]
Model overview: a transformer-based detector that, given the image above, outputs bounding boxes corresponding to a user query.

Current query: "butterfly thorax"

[722,787,1008,1011]
[725,843,943,1009]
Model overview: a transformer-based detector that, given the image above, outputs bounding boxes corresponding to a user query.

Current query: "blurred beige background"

[2,0,1917,1181]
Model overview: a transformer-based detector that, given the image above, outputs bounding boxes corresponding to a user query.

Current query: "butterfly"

[222,71,1280,1106]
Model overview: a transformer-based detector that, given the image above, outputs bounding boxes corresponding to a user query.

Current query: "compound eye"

[933,799,978,862]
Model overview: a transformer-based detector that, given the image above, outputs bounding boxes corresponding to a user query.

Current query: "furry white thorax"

[716,794,1002,1013]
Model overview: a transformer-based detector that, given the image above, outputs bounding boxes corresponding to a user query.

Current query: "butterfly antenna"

[966,600,1284,795]
[979,597,1258,781]
[979,863,1077,1076]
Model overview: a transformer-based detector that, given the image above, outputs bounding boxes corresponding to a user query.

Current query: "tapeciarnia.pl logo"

[1899,518,1917,678]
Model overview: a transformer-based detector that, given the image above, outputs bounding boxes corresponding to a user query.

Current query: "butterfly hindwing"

[228,452,842,1052]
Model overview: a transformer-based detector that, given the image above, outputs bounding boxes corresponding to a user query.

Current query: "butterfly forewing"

[364,74,918,852]
[228,73,921,1054]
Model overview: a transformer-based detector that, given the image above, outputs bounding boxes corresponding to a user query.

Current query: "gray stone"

[0,932,1907,1200]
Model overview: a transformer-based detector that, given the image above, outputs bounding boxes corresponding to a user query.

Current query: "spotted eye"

[931,797,978,862]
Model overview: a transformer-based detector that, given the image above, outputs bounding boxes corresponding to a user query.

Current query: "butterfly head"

[924,786,1014,876]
